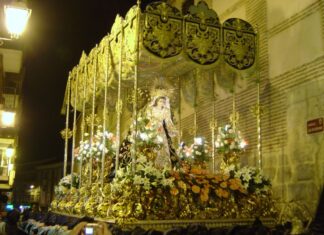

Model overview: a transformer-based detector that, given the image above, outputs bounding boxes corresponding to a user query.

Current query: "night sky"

[18,0,155,164]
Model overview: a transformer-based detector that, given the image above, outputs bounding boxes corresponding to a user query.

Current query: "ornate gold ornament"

[250,103,265,117]
[223,18,256,70]
[65,1,257,111]
[143,2,182,58]
[188,125,198,136]
[60,128,73,139]
[85,114,102,127]
[209,120,218,130]
[184,1,221,65]
[229,111,239,130]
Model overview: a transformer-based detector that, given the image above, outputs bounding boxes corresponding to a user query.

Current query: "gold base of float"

[52,211,276,231]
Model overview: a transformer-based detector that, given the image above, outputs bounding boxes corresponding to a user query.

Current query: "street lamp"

[4,2,31,38]
[1,0,31,44]
[0,110,16,127]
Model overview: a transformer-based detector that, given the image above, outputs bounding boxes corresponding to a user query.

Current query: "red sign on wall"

[307,118,323,134]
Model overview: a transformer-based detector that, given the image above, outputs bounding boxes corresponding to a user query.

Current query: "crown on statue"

[150,88,171,98]
[150,77,176,97]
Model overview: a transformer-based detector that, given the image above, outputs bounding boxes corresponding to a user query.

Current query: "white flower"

[136,155,147,164]
[107,133,114,139]
[194,137,203,145]
[242,182,249,189]
[161,177,175,187]
[195,151,202,155]
[99,144,104,150]
[140,132,149,141]
[142,177,151,190]
[156,135,163,143]
[254,173,263,184]
[242,172,251,182]
[133,175,144,185]
[240,140,247,149]
[223,164,235,174]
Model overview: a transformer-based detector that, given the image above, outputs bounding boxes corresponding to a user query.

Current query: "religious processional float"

[50,0,277,228]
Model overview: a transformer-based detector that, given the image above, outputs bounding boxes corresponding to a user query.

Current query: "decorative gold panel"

[67,1,258,109]
[184,1,221,65]
[222,18,256,70]
[143,2,182,58]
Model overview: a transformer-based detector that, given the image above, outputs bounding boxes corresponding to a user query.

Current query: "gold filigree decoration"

[209,120,218,130]
[60,128,73,139]
[124,6,137,56]
[143,2,182,58]
[85,114,102,127]
[223,18,256,70]
[250,103,265,117]
[126,88,150,111]
[185,22,220,65]
[229,111,239,130]
[188,125,198,136]
[184,1,221,65]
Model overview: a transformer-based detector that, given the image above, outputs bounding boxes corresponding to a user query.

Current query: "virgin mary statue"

[146,95,178,169]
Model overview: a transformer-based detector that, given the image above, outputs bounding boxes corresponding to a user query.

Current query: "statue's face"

[157,98,166,109]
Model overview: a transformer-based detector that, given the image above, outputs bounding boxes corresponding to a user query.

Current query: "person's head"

[0,194,8,211]
[6,209,20,225]
[31,203,40,212]
[153,96,166,109]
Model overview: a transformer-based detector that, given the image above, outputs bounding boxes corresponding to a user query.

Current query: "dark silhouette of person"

[4,208,25,235]
[310,187,324,234]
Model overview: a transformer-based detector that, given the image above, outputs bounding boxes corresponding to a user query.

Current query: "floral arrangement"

[168,170,247,202]
[112,154,174,192]
[234,166,271,194]
[128,113,164,150]
[178,137,211,164]
[103,153,275,220]
[77,125,117,161]
[221,164,271,194]
[215,124,247,155]
[111,154,268,205]
[55,173,80,196]
[52,153,275,220]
